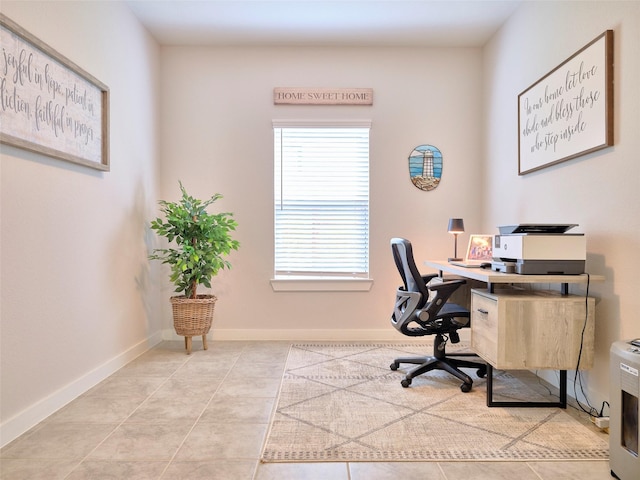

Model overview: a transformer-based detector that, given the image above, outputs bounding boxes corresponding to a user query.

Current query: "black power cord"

[572,273,609,420]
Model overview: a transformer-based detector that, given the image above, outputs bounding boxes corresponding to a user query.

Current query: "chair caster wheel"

[460,383,472,393]
[390,362,399,371]
[477,367,487,378]
[401,378,411,388]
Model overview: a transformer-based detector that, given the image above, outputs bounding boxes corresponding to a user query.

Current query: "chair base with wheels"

[390,333,486,392]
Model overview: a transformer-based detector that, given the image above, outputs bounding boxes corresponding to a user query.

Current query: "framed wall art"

[408,144,443,191]
[0,14,109,171]
[518,30,613,175]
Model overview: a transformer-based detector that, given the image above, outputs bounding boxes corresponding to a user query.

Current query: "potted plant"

[149,182,240,354]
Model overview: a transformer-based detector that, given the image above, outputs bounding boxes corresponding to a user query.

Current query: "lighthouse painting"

[408,145,443,191]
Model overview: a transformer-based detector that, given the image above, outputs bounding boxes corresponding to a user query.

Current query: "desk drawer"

[470,288,595,370]
[471,292,498,365]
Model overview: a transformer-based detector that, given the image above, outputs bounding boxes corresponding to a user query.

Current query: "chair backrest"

[390,238,429,308]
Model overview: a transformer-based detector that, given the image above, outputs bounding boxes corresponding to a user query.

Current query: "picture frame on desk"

[517,30,613,175]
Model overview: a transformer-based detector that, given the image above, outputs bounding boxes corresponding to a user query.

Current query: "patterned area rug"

[261,343,609,462]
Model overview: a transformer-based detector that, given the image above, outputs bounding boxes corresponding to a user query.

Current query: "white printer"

[492,224,586,275]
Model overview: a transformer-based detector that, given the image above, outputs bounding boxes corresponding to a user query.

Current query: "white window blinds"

[274,123,370,276]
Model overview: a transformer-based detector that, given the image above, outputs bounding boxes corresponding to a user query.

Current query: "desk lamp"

[447,218,464,262]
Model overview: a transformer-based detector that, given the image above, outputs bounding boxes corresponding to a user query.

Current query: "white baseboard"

[162,328,471,343]
[0,332,163,448]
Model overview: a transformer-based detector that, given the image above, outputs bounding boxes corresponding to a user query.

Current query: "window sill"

[270,277,374,292]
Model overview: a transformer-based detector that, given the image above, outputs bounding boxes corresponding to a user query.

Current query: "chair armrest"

[428,278,466,294]
[421,274,438,284]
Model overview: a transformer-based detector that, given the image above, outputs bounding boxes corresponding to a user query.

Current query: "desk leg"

[486,365,567,408]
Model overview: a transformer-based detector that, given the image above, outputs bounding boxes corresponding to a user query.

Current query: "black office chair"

[389,237,486,392]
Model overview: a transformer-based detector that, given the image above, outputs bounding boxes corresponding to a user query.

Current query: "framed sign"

[518,30,613,175]
[408,144,442,191]
[274,87,373,105]
[0,14,109,171]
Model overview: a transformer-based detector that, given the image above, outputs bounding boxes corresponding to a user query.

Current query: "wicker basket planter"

[171,294,217,354]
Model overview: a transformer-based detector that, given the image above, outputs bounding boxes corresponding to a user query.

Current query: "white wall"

[157,45,485,340]
[483,1,640,407]
[0,1,161,445]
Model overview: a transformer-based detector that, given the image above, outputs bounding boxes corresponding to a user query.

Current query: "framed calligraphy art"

[0,14,109,171]
[518,30,613,175]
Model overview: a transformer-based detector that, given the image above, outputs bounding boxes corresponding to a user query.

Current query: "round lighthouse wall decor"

[408,145,442,191]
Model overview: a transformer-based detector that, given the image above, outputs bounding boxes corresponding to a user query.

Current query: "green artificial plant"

[149,182,240,299]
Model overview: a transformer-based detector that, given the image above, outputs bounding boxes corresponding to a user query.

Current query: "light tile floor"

[1,341,613,480]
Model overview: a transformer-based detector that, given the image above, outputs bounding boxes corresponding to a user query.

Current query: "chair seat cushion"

[438,302,468,316]
[438,303,469,327]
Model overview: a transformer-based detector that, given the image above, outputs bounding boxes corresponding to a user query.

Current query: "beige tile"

[178,340,210,355]
[137,344,193,360]
[125,394,210,423]
[237,343,291,363]
[85,375,166,397]
[148,340,191,353]
[175,423,267,460]
[65,460,168,479]
[184,345,240,358]
[161,459,257,479]
[1,423,116,459]
[151,375,223,398]
[88,422,193,461]
[173,357,234,377]
[242,341,291,352]
[0,458,79,479]
[228,360,287,379]
[528,460,613,479]
[438,461,540,480]
[254,462,350,480]
[204,340,251,354]
[46,395,145,423]
[199,395,275,423]
[349,461,446,479]
[237,350,290,364]
[215,375,282,397]
[114,359,186,377]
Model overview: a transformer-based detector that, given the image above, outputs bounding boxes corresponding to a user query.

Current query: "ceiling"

[125,0,523,47]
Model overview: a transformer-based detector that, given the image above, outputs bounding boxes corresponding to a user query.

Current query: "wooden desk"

[424,260,603,408]
[424,260,603,295]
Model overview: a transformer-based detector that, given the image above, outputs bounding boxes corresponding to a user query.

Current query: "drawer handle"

[477,308,489,315]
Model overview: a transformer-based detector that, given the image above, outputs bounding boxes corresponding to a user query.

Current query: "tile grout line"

[253,342,294,480]
[62,349,193,479]
[526,461,546,480]
[157,344,246,479]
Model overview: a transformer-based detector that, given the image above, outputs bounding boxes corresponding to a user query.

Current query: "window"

[273,121,370,282]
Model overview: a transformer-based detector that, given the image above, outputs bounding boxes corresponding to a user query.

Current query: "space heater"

[610,340,640,480]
